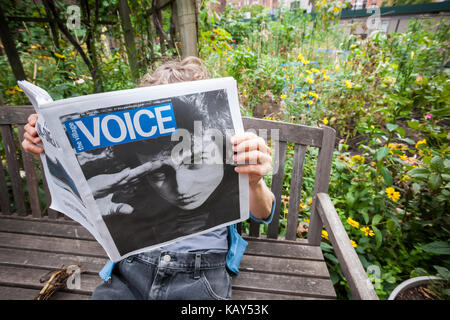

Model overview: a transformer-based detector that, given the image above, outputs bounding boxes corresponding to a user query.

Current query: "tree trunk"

[41,0,60,50]
[118,0,140,85]
[80,0,104,93]
[176,0,198,58]
[0,3,27,81]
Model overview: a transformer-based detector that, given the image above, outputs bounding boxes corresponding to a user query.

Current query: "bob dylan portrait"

[76,89,241,255]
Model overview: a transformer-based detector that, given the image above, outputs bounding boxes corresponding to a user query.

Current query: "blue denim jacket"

[99,198,276,282]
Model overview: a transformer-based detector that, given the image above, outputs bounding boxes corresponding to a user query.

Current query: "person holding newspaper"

[22,56,275,300]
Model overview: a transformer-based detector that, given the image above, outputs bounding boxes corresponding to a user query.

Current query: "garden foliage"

[1,0,449,299]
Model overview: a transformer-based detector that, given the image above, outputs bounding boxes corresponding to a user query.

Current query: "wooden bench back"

[242,117,335,245]
[0,106,335,245]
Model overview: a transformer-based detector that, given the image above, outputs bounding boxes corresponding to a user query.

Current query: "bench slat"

[0,232,106,258]
[232,271,336,298]
[0,247,107,273]
[17,126,42,218]
[244,238,324,261]
[267,140,287,239]
[243,117,323,147]
[286,144,307,240]
[239,254,330,278]
[0,106,33,125]
[0,155,11,215]
[231,289,331,300]
[308,126,336,245]
[0,216,94,240]
[0,125,27,215]
[0,265,102,294]
[0,285,90,300]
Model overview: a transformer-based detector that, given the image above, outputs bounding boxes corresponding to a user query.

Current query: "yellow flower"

[399,154,407,161]
[301,94,307,98]
[247,47,250,51]
[38,66,43,70]
[14,85,22,92]
[388,143,405,150]
[280,94,287,99]
[54,52,66,59]
[385,187,400,202]
[390,192,401,202]
[306,76,314,84]
[390,63,399,69]
[311,68,320,73]
[303,218,310,224]
[308,198,313,205]
[333,7,339,13]
[307,100,314,105]
[323,75,330,81]
[309,91,318,98]
[345,80,352,89]
[385,187,395,195]
[321,0,326,5]
[346,217,360,229]
[297,53,309,65]
[400,174,409,181]
[321,230,328,240]
[415,139,426,149]
[5,88,15,95]
[322,117,328,125]
[351,155,365,164]
[299,202,307,211]
[335,64,340,71]
[360,226,375,237]
[243,89,247,96]
[350,240,357,248]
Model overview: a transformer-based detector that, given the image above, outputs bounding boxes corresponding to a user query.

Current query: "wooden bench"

[0,105,378,300]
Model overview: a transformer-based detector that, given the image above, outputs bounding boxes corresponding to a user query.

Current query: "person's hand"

[88,161,162,216]
[22,113,44,158]
[230,132,272,187]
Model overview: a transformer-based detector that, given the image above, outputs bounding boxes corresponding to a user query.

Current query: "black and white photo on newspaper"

[21,78,249,261]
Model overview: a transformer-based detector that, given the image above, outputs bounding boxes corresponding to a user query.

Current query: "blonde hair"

[139,56,209,87]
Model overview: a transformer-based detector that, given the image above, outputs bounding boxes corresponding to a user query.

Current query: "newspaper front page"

[18,78,249,262]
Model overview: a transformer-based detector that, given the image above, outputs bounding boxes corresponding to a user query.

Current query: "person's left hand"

[230,132,272,187]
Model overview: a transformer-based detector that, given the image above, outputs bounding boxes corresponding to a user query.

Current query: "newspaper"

[18,78,249,262]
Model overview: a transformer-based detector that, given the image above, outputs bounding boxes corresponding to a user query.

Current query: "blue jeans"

[92,250,232,300]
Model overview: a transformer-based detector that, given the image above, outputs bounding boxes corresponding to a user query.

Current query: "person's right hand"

[22,113,44,158]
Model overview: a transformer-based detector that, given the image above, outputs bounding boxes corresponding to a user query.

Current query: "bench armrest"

[316,192,379,300]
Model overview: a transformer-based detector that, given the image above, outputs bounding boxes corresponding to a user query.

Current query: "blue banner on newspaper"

[64,103,177,153]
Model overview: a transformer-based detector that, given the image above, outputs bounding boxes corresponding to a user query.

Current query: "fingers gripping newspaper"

[18,78,249,262]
